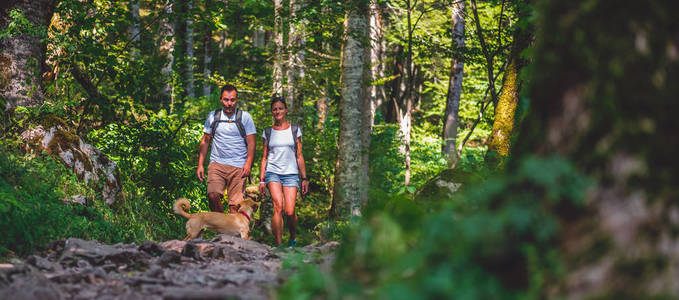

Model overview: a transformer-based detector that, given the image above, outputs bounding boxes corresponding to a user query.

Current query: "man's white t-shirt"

[263,126,302,175]
[203,109,256,168]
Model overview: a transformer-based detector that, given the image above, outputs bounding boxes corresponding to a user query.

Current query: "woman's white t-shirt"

[263,126,302,175]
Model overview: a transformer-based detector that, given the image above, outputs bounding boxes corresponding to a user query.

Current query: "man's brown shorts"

[207,162,246,206]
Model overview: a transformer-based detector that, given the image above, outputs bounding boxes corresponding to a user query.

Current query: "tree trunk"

[403,0,414,187]
[202,0,212,98]
[386,45,404,124]
[159,3,175,105]
[442,0,465,167]
[172,0,187,111]
[514,1,679,297]
[368,0,385,115]
[253,25,265,48]
[272,0,283,95]
[360,0,380,204]
[185,0,195,99]
[486,19,532,168]
[286,0,305,125]
[0,0,55,109]
[129,0,141,58]
[332,0,369,219]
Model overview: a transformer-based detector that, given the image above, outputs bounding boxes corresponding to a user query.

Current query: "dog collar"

[240,211,251,222]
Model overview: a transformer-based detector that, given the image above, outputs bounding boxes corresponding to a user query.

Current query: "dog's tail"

[173,198,192,219]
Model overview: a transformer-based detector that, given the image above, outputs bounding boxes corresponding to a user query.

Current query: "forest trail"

[0,236,338,300]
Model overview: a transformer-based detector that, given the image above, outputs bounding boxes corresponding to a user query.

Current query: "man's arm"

[197,133,212,182]
[241,134,256,177]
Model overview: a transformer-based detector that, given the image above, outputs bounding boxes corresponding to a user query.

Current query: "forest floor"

[0,235,338,299]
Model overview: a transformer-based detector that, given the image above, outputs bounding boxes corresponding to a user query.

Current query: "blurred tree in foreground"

[514,0,679,297]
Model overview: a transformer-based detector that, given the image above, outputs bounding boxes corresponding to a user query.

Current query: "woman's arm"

[296,137,308,195]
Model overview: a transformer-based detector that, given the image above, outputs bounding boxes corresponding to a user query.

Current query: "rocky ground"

[0,236,338,300]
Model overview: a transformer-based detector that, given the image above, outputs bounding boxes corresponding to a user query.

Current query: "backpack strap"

[210,108,221,137]
[264,127,273,155]
[291,124,299,156]
[234,109,247,147]
[209,108,248,147]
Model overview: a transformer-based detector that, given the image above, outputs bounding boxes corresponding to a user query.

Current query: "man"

[197,84,256,214]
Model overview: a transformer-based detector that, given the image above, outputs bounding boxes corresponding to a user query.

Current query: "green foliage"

[0,147,122,256]
[279,156,591,299]
[0,9,48,40]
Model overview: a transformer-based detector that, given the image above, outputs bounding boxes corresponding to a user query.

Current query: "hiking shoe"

[287,239,297,248]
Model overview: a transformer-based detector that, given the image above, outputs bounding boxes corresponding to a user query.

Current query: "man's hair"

[220,84,238,95]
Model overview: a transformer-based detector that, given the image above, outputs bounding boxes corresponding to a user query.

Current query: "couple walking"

[196,84,308,248]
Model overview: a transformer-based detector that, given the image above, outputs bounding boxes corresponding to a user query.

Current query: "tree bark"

[332,0,369,219]
[360,0,380,205]
[185,0,195,99]
[159,2,175,104]
[286,0,305,125]
[0,0,55,109]
[513,1,679,297]
[202,0,212,98]
[486,19,531,168]
[442,0,465,167]
[403,0,414,187]
[129,0,141,58]
[272,0,283,95]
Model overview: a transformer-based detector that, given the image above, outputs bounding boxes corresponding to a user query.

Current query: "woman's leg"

[282,186,298,242]
[268,181,284,246]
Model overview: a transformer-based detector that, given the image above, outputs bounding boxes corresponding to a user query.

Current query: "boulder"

[20,115,121,204]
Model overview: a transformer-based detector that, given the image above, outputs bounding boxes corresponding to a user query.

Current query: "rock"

[0,273,64,300]
[20,120,121,205]
[0,236,332,299]
[139,240,165,257]
[27,255,61,272]
[157,251,181,267]
[414,168,483,206]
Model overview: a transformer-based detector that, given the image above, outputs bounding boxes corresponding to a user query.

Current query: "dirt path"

[0,236,338,300]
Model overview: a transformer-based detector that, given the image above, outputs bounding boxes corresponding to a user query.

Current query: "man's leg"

[206,162,228,213]
[224,165,246,214]
[208,192,225,213]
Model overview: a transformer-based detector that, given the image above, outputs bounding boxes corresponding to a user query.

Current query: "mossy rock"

[414,168,483,203]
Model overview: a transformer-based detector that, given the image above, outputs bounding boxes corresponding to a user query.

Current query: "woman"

[259,97,308,248]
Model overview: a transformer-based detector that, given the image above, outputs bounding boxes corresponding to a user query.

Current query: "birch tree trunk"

[253,25,265,48]
[286,0,305,125]
[0,0,55,109]
[360,0,382,192]
[402,0,414,187]
[129,0,141,58]
[442,0,465,167]
[185,0,195,99]
[159,2,175,104]
[202,0,212,98]
[272,0,284,95]
[332,0,369,219]
[172,0,187,111]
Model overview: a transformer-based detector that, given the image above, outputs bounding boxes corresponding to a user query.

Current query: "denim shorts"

[265,172,299,187]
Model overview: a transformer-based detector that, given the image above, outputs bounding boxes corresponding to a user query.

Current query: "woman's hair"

[270,96,287,110]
